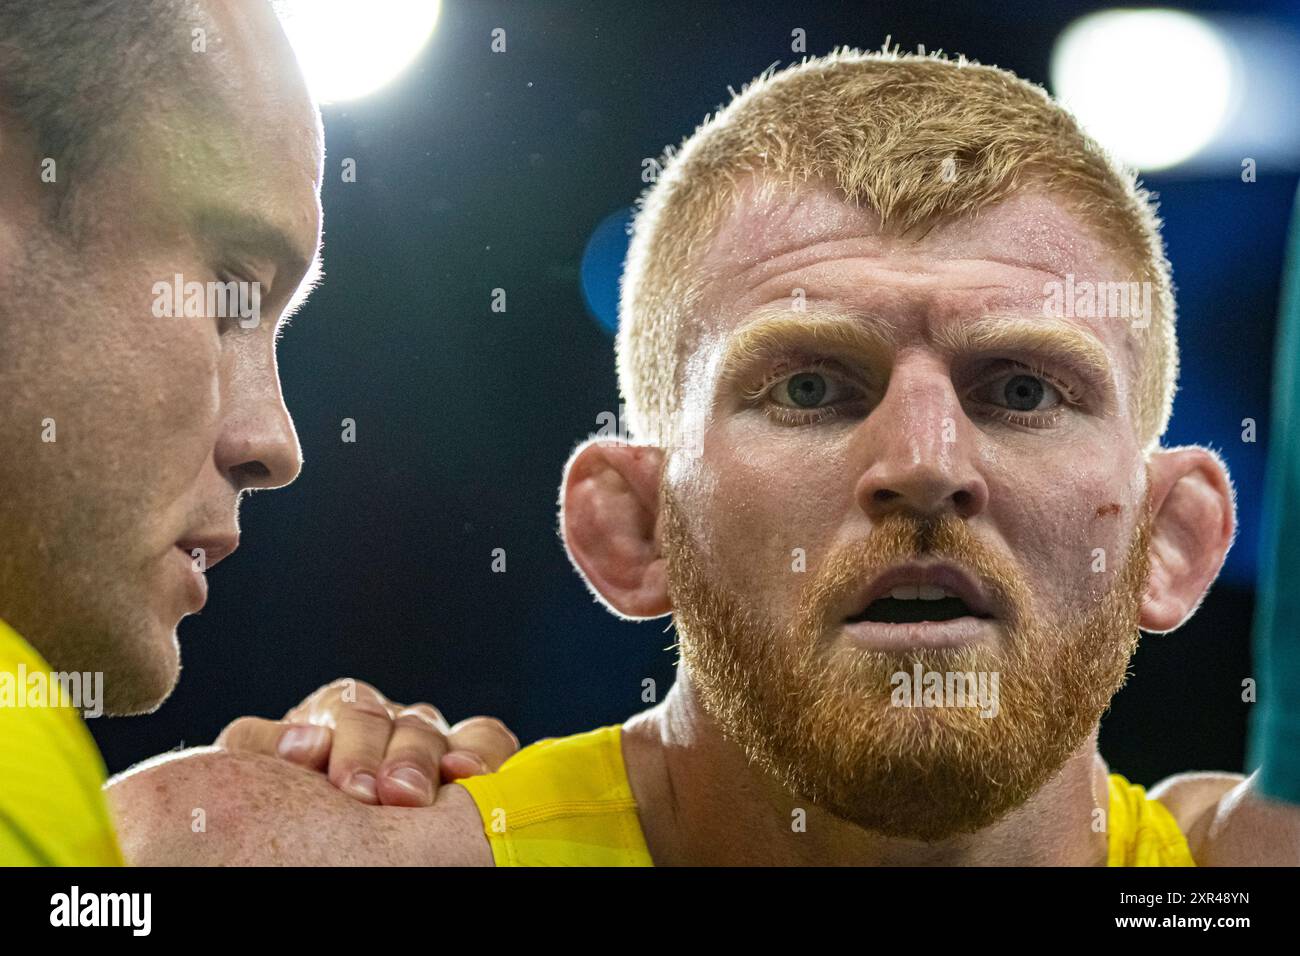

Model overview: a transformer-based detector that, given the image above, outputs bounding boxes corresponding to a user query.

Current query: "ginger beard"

[662,481,1154,843]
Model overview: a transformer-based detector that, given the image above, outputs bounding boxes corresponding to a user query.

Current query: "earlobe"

[560,439,671,619]
[1139,446,1237,633]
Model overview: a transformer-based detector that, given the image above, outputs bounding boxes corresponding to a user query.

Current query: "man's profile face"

[0,0,322,714]
[660,178,1157,839]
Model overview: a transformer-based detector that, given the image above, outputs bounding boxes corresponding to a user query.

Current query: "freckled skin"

[680,179,1148,630]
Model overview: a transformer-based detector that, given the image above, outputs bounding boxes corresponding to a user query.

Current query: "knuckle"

[403,703,447,726]
[225,715,262,734]
[321,677,384,704]
[464,716,520,749]
[338,696,395,722]
[394,708,443,733]
[292,683,344,719]
[217,715,263,746]
[349,680,388,706]
[390,712,441,738]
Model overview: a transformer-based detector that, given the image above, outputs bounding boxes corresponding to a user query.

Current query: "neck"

[622,671,1112,866]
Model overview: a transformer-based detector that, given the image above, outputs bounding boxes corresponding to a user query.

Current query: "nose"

[214,359,303,493]
[854,354,989,523]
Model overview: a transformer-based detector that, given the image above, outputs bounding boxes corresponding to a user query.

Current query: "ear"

[1139,445,1237,633]
[560,439,670,619]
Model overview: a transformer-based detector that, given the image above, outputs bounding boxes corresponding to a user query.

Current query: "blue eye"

[784,373,827,407]
[973,370,1063,412]
[768,370,859,410]
[1003,374,1045,410]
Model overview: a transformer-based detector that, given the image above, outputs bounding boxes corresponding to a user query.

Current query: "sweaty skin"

[0,0,321,715]
[564,179,1258,865]
[109,179,1298,866]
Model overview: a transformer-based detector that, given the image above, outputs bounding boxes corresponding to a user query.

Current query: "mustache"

[797,511,1031,629]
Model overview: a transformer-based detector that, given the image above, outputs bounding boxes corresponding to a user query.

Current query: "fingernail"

[344,771,378,802]
[443,751,488,777]
[277,725,327,761]
[388,766,432,800]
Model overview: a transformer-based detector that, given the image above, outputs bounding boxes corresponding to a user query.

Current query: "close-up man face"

[566,52,1238,842]
[0,0,323,714]
[660,181,1162,841]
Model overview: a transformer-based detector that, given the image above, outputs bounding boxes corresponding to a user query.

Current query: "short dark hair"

[0,0,200,226]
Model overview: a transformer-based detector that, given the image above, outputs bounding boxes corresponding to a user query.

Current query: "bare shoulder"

[1147,770,1247,862]
[1148,771,1246,830]
[106,747,491,866]
[1151,770,1300,865]
[1149,771,1247,810]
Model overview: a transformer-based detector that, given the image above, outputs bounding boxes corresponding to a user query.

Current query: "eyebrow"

[931,313,1112,384]
[717,307,1113,389]
[191,206,318,303]
[717,307,899,384]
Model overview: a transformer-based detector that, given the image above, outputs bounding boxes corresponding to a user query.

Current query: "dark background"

[91,0,1299,788]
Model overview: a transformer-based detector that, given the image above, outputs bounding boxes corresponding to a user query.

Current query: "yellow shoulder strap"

[455,724,653,866]
[459,729,1197,867]
[1107,773,1196,866]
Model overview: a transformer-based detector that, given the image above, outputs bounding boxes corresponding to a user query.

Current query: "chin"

[98,622,182,716]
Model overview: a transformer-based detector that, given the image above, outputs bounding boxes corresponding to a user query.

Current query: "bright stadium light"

[276,0,441,104]
[1051,9,1235,171]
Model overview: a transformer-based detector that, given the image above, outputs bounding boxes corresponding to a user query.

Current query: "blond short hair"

[616,47,1177,454]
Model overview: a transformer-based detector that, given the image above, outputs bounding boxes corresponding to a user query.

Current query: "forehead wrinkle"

[707,180,1116,297]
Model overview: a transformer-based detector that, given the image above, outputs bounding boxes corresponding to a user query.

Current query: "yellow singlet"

[0,619,124,866]
[457,724,1196,866]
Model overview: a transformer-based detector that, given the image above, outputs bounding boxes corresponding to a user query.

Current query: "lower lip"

[172,546,209,611]
[839,615,998,651]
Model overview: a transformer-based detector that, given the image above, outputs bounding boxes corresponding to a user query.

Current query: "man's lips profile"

[177,533,240,569]
[171,532,239,612]
[839,560,1001,651]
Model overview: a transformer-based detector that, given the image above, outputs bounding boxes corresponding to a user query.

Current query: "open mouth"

[852,590,982,629]
[842,567,993,629]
